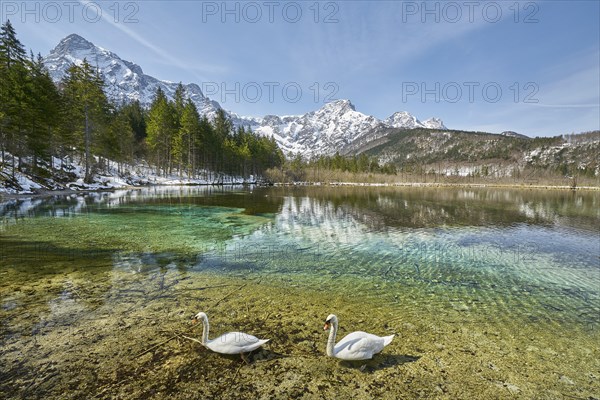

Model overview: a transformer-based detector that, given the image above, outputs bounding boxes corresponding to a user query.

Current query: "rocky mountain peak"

[422,117,447,130]
[43,34,222,119]
[321,99,356,113]
[52,33,95,54]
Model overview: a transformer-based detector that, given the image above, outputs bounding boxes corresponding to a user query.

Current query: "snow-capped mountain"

[43,34,223,119]
[43,34,447,157]
[384,111,422,129]
[250,102,448,156]
[422,118,447,130]
[384,112,447,130]
[252,100,390,155]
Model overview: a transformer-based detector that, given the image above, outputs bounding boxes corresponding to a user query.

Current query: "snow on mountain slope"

[501,131,529,139]
[43,34,447,157]
[43,34,223,118]
[251,101,449,156]
[384,111,422,129]
[252,100,390,156]
[422,117,447,130]
[384,112,447,130]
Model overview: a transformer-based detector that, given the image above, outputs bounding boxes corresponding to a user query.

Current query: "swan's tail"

[383,334,395,346]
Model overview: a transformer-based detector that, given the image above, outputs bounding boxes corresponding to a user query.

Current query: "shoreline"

[1,180,599,199]
[274,181,600,191]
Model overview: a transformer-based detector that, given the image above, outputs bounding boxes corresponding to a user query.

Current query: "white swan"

[323,314,394,361]
[192,312,269,356]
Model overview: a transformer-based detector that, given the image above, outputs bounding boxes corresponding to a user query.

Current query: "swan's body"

[324,314,394,361]
[193,312,269,355]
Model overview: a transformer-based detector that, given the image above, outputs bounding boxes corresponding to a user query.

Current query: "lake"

[1,186,598,399]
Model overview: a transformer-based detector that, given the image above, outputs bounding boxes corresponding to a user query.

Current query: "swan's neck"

[326,320,337,357]
[200,316,209,345]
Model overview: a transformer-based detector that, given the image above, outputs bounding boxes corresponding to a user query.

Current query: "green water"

[1,186,599,399]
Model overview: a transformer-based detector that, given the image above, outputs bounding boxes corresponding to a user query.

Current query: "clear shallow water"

[1,186,599,332]
[1,186,599,398]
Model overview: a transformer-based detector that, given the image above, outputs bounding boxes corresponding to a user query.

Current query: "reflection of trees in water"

[3,186,595,230]
[0,185,288,220]
[0,248,201,348]
[0,245,115,345]
[264,186,599,230]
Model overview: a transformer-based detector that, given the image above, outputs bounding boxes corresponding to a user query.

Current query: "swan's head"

[323,314,337,330]
[192,312,208,324]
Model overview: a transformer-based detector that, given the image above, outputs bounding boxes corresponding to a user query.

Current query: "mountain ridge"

[42,34,448,157]
[43,34,224,119]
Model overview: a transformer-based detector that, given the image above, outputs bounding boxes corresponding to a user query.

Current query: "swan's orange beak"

[191,318,198,325]
[323,322,330,331]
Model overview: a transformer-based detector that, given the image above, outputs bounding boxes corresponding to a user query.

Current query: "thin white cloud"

[536,63,600,108]
[527,103,599,109]
[77,0,227,81]
[287,1,527,80]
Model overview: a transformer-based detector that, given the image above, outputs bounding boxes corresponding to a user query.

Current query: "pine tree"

[26,53,62,171]
[197,115,214,178]
[99,107,135,173]
[211,109,232,172]
[61,59,110,182]
[0,20,29,176]
[146,87,176,175]
[120,100,147,158]
[177,99,201,177]
[173,83,186,126]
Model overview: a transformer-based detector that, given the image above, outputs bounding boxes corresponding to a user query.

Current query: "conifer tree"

[26,53,61,170]
[120,100,147,158]
[100,107,135,173]
[177,99,201,177]
[197,115,214,177]
[211,109,232,172]
[0,20,28,176]
[61,59,110,182]
[173,83,186,125]
[146,87,176,175]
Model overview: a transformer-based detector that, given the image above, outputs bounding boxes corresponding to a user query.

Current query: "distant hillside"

[353,129,599,180]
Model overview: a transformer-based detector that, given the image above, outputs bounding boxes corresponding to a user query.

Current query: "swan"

[192,312,269,357]
[323,314,394,361]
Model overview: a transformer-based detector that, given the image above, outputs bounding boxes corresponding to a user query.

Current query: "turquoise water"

[0,186,598,398]
[1,186,598,328]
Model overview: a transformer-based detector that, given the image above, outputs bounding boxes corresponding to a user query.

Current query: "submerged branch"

[133,334,180,359]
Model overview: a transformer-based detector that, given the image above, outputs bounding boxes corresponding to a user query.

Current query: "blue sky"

[4,0,600,137]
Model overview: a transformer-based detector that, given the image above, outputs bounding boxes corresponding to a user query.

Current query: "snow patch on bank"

[0,153,256,195]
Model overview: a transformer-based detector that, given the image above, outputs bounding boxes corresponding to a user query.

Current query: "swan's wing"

[207,332,268,354]
[334,331,385,360]
[382,334,395,347]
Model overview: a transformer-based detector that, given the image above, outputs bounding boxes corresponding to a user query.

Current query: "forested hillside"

[355,128,599,183]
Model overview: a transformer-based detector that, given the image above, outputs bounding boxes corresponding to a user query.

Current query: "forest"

[0,21,284,184]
